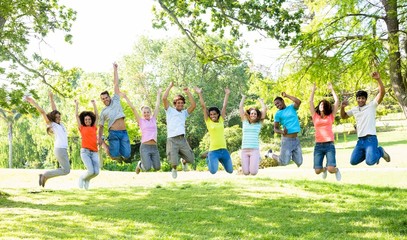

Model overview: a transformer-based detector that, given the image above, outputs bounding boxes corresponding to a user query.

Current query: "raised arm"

[185,87,196,114]
[120,92,141,122]
[113,62,120,95]
[221,88,230,119]
[309,83,316,116]
[49,91,57,111]
[239,94,246,120]
[162,82,173,110]
[282,92,301,109]
[153,88,161,118]
[194,87,208,120]
[26,97,50,125]
[98,125,104,146]
[328,82,339,115]
[91,100,98,126]
[340,99,350,119]
[372,72,385,104]
[259,98,267,120]
[74,100,81,130]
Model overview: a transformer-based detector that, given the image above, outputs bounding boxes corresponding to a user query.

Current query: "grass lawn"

[0,117,406,239]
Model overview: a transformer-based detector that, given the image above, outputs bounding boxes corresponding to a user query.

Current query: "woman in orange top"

[75,99,99,190]
[310,83,341,181]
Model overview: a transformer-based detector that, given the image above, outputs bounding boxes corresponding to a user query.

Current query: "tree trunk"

[382,0,407,118]
[8,122,13,168]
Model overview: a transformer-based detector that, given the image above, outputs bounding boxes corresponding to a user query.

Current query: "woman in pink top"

[121,89,161,174]
[310,83,341,181]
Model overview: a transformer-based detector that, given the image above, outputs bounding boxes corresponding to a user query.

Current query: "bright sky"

[36,0,285,73]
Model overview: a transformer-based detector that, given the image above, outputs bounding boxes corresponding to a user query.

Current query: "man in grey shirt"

[98,63,131,160]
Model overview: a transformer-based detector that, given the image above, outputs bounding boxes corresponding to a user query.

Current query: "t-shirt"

[312,113,334,142]
[165,106,189,138]
[50,122,68,149]
[99,94,126,129]
[346,100,378,137]
[242,120,262,149]
[79,125,98,151]
[139,117,158,143]
[205,116,227,151]
[274,104,301,134]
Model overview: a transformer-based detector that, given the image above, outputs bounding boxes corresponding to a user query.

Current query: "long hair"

[246,107,262,123]
[208,106,221,121]
[79,111,96,126]
[46,110,61,134]
[315,99,333,116]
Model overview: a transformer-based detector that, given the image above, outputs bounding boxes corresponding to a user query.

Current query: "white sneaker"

[335,169,342,181]
[182,161,188,172]
[78,177,84,189]
[171,168,177,179]
[382,149,391,162]
[322,169,327,179]
[135,161,142,174]
[84,180,90,190]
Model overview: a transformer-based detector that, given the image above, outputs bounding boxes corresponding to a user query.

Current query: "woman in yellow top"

[195,87,233,174]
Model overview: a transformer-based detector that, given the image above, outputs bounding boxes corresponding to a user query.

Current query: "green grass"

[1,178,406,239]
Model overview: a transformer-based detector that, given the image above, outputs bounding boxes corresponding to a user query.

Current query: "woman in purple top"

[121,89,161,174]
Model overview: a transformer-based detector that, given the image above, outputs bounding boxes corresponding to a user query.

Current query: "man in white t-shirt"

[163,82,196,179]
[340,72,391,165]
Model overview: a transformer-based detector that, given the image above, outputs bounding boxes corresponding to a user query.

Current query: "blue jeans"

[280,137,303,167]
[350,135,384,165]
[108,130,131,159]
[313,142,336,169]
[80,148,100,181]
[206,149,233,174]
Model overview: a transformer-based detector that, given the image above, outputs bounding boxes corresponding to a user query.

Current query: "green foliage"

[153,0,304,63]
[0,0,78,113]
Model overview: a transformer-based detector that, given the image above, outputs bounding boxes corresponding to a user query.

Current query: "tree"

[152,0,304,64]
[0,108,22,168]
[0,0,79,113]
[291,0,407,117]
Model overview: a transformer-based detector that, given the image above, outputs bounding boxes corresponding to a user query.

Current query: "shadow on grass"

[1,179,406,239]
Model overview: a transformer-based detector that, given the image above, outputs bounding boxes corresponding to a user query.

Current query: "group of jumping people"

[25,63,391,189]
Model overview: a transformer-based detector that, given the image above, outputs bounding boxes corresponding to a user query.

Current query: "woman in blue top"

[239,95,267,175]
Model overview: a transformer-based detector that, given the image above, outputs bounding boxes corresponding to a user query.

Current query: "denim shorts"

[108,130,131,159]
[313,142,336,169]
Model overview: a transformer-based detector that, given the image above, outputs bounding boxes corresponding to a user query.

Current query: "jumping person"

[75,99,100,190]
[25,92,70,187]
[340,72,391,165]
[239,95,267,175]
[195,87,233,174]
[121,89,161,174]
[310,83,341,181]
[163,82,196,179]
[273,92,303,167]
[98,62,131,161]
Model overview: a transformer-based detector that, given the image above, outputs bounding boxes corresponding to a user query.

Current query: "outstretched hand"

[183,87,190,93]
[311,83,317,92]
[225,88,230,95]
[281,92,287,98]
[194,87,202,94]
[327,82,333,91]
[113,62,118,69]
[371,72,380,80]
[341,99,349,107]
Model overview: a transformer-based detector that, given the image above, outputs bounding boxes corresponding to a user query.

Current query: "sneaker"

[84,180,90,190]
[335,168,342,181]
[382,149,391,162]
[182,160,188,172]
[322,168,327,179]
[171,168,177,179]
[78,177,84,189]
[135,161,142,174]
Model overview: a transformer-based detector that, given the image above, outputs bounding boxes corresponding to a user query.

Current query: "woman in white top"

[239,95,267,175]
[26,92,70,187]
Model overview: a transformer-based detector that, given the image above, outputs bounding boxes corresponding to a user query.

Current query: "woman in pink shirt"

[121,89,161,174]
[310,83,341,181]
